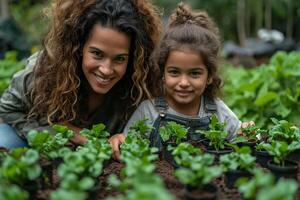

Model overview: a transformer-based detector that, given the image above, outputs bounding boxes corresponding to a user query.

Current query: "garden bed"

[35,159,300,200]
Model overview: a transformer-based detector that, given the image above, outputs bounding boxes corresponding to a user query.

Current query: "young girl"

[0,0,161,149]
[110,3,254,160]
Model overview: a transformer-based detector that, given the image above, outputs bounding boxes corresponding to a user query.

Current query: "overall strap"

[154,97,168,117]
[204,97,217,114]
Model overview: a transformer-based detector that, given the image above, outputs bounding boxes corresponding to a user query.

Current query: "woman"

[0,0,161,149]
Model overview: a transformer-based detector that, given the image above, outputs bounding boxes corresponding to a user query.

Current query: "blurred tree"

[0,0,10,19]
[10,0,50,50]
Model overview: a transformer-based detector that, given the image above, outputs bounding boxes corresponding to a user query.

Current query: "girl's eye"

[168,70,179,76]
[190,71,201,77]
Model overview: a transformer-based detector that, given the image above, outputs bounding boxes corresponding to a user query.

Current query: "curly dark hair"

[152,3,222,99]
[29,0,161,124]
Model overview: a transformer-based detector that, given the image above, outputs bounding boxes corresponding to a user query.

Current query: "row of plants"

[157,115,299,199]
[108,120,174,200]
[0,124,112,200]
[1,116,299,200]
[222,51,300,128]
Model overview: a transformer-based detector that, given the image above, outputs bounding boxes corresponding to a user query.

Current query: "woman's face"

[82,24,131,96]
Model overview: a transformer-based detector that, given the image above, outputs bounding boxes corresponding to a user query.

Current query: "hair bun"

[169,3,218,35]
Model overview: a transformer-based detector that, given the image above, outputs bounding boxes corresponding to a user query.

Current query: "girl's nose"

[179,76,190,87]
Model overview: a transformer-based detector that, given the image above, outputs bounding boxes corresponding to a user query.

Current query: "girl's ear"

[207,76,213,85]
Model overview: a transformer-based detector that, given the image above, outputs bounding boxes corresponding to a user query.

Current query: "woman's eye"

[90,51,103,59]
[114,56,127,63]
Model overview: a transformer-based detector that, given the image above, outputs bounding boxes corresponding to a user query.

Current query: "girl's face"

[82,24,131,97]
[164,49,212,112]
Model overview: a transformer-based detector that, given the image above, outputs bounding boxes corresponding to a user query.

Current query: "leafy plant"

[171,142,202,167]
[174,153,222,188]
[0,181,29,200]
[223,52,300,128]
[220,146,256,172]
[80,123,110,140]
[237,168,298,200]
[50,188,87,200]
[196,115,229,150]
[0,51,25,96]
[268,118,300,144]
[235,125,268,143]
[128,118,153,139]
[27,125,74,159]
[0,148,41,185]
[108,173,174,200]
[262,140,300,166]
[159,121,188,145]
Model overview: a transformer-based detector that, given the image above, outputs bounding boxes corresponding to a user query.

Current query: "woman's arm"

[0,67,55,138]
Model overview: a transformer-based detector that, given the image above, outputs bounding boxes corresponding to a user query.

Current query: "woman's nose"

[99,59,113,75]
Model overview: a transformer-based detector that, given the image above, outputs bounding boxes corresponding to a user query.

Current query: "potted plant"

[27,124,74,188]
[159,121,188,167]
[268,118,300,164]
[234,126,268,151]
[57,146,105,199]
[236,168,298,200]
[0,181,29,200]
[0,148,41,199]
[254,141,273,168]
[171,142,203,168]
[196,115,233,161]
[174,153,222,200]
[219,146,256,189]
[263,140,300,180]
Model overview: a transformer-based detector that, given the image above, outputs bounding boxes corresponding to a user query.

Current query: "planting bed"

[35,159,300,200]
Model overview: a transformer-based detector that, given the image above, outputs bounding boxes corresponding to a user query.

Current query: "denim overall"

[149,97,217,151]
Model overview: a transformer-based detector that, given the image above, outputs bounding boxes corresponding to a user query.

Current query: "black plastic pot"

[40,161,54,189]
[23,180,39,200]
[185,183,218,200]
[53,157,63,169]
[236,141,256,155]
[204,147,233,164]
[287,149,300,164]
[267,160,298,180]
[224,170,252,189]
[87,183,101,200]
[188,132,206,142]
[254,149,272,168]
[201,139,211,148]
[162,143,180,169]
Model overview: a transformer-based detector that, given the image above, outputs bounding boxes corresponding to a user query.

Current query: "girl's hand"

[241,121,255,129]
[108,133,125,161]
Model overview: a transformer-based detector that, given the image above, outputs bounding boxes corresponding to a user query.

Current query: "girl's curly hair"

[152,3,222,99]
[29,0,161,124]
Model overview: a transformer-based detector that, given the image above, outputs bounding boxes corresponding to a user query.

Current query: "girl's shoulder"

[137,99,156,110]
